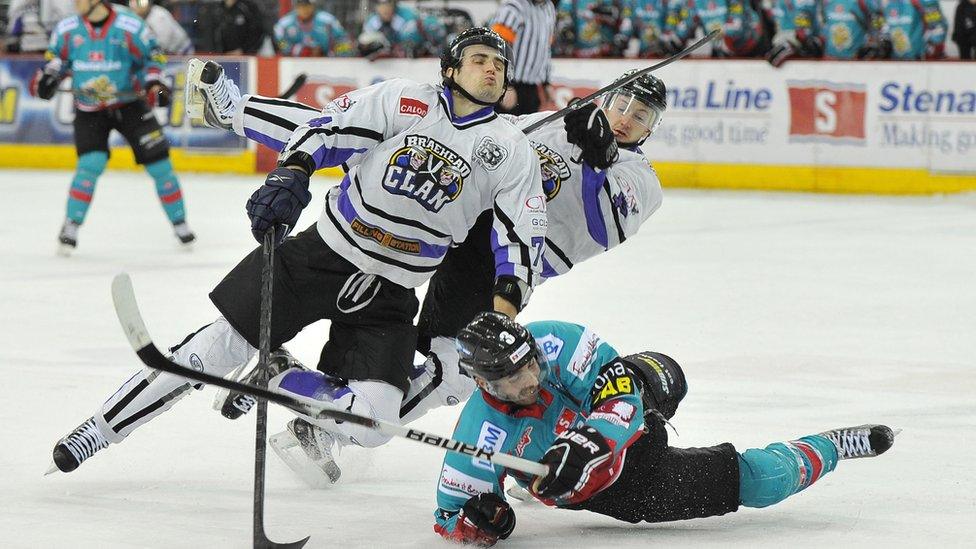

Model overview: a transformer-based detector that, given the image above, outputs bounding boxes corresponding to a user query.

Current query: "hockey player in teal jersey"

[29,0,194,254]
[766,0,825,66]
[554,0,634,57]
[273,0,354,57]
[880,0,947,59]
[801,0,892,58]
[433,313,897,545]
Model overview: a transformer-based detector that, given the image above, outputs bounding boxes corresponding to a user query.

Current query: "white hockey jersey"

[508,112,663,279]
[143,5,193,54]
[276,79,547,290]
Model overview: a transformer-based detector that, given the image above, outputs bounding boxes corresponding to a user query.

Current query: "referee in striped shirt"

[490,0,557,115]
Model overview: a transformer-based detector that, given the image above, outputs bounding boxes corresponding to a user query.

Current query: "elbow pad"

[493,275,531,312]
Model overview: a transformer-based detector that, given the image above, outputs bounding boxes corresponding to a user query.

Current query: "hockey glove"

[564,99,618,170]
[246,167,312,246]
[657,31,685,55]
[145,80,172,108]
[29,59,63,100]
[856,36,893,59]
[457,492,516,544]
[767,38,797,68]
[531,425,613,501]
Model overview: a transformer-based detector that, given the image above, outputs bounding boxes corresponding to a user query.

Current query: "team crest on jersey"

[611,178,640,218]
[384,135,470,212]
[475,136,508,171]
[531,142,570,201]
[326,94,355,113]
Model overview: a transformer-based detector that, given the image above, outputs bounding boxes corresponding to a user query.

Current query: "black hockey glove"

[856,36,892,60]
[460,493,516,541]
[246,166,312,246]
[564,99,618,170]
[145,79,172,109]
[29,59,63,100]
[532,425,612,501]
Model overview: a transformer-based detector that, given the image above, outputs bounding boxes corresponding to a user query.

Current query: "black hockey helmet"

[456,312,546,379]
[440,27,514,87]
[603,69,668,144]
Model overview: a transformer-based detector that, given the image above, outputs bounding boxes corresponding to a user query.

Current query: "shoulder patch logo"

[536,334,564,363]
[531,141,570,201]
[475,136,509,171]
[473,421,507,471]
[327,93,355,113]
[399,97,428,117]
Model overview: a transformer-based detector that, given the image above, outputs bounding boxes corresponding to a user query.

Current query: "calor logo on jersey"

[399,97,429,117]
[384,135,470,212]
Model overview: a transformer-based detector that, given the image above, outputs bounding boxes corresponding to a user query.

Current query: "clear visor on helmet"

[482,341,550,404]
[602,91,664,136]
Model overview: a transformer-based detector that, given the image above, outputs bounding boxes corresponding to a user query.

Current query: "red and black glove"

[531,425,613,502]
[29,59,63,100]
[145,79,172,108]
[446,493,515,546]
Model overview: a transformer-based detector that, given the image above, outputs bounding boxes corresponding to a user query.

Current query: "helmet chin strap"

[443,75,504,107]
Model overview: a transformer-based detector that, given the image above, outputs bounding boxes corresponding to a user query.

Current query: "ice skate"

[57,219,80,256]
[269,418,341,488]
[215,348,307,419]
[184,58,241,130]
[49,417,109,473]
[173,221,196,246]
[820,424,897,459]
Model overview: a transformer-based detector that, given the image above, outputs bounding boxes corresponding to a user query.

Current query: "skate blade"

[56,243,74,257]
[892,428,903,437]
[211,364,246,413]
[44,461,59,476]
[505,484,537,504]
[183,59,205,120]
[269,430,340,489]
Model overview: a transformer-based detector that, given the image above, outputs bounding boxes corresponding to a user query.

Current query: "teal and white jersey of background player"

[434,320,648,535]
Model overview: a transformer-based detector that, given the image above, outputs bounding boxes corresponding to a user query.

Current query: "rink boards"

[2,55,974,193]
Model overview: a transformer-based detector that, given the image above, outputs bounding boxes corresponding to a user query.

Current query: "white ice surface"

[1,169,974,548]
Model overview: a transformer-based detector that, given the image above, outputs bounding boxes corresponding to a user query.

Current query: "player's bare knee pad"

[400,335,475,424]
[620,351,687,419]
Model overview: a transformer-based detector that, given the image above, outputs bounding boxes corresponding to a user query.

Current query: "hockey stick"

[251,228,309,549]
[110,273,548,478]
[278,73,307,100]
[521,28,721,135]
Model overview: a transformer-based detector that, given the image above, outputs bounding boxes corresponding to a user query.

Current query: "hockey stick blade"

[522,28,721,135]
[110,274,548,478]
[278,73,307,100]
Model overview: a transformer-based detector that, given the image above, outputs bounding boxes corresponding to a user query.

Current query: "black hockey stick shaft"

[278,73,308,100]
[109,273,548,477]
[253,228,310,549]
[521,28,721,135]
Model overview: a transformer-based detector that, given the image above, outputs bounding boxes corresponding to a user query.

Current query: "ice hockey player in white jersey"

[129,0,193,55]
[48,27,546,475]
[181,57,668,484]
